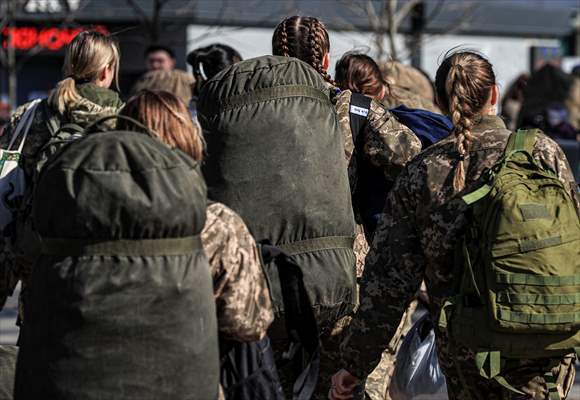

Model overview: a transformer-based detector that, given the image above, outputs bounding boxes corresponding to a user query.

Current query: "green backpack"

[439,129,580,398]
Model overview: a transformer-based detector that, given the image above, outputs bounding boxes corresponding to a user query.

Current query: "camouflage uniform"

[0,83,123,313]
[333,89,422,400]
[340,115,578,400]
[201,202,274,342]
[380,60,436,105]
[381,83,441,114]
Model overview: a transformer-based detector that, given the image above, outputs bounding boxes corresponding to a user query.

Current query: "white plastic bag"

[389,313,448,400]
[0,100,40,230]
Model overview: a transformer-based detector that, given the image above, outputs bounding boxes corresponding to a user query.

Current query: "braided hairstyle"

[435,51,496,191]
[272,16,335,85]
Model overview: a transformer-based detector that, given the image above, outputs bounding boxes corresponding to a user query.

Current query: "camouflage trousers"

[435,327,577,400]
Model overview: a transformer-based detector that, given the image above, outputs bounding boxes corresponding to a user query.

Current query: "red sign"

[2,25,109,51]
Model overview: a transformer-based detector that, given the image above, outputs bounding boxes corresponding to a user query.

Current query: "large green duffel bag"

[198,55,357,327]
[14,127,219,400]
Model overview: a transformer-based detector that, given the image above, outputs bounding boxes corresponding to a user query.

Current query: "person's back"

[332,51,578,400]
[380,60,439,112]
[0,31,123,311]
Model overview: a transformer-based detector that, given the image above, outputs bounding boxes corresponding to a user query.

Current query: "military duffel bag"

[14,120,219,400]
[198,55,357,328]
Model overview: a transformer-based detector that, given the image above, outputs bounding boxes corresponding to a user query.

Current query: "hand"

[328,369,359,400]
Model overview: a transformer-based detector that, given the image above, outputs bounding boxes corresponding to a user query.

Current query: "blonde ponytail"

[48,31,120,115]
[48,77,83,115]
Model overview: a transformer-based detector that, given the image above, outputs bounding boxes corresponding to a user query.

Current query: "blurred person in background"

[186,43,243,118]
[145,44,176,72]
[379,60,440,112]
[501,73,529,131]
[517,63,580,139]
[131,44,194,107]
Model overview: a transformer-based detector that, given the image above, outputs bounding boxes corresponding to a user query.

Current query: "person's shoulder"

[206,202,248,234]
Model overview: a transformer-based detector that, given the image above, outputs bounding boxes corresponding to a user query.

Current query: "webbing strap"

[544,370,562,400]
[277,236,354,256]
[497,308,580,324]
[462,183,492,205]
[496,273,580,286]
[40,236,202,256]
[475,351,526,395]
[520,235,562,253]
[215,85,329,113]
[496,292,580,305]
[506,129,538,154]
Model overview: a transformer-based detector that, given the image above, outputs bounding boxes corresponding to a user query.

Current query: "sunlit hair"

[48,31,120,114]
[118,90,203,161]
[435,50,496,191]
[335,52,386,99]
[272,15,335,85]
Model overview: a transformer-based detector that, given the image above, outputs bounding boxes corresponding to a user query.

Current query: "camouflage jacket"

[0,83,123,309]
[380,84,440,114]
[333,89,421,273]
[340,116,578,395]
[202,202,274,342]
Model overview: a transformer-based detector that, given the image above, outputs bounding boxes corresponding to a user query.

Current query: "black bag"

[14,125,219,400]
[220,243,319,400]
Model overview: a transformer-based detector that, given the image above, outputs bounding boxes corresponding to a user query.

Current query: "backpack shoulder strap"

[505,128,539,154]
[349,92,372,144]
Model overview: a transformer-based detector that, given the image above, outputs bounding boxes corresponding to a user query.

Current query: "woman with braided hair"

[273,17,424,399]
[330,50,578,400]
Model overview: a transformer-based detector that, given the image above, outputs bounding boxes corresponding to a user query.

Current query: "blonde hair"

[435,51,496,191]
[49,31,120,114]
[118,90,204,161]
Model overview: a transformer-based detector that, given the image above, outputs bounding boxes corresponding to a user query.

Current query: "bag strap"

[259,243,320,400]
[39,236,202,256]
[505,128,539,154]
[348,92,372,145]
[6,99,41,152]
[277,235,354,256]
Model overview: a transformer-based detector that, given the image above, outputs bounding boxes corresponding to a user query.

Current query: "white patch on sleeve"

[350,105,369,117]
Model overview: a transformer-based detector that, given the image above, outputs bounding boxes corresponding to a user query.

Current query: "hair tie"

[198,62,208,81]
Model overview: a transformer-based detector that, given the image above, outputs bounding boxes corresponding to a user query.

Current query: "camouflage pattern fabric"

[381,84,441,114]
[334,89,423,399]
[340,115,579,400]
[379,60,435,104]
[0,83,122,312]
[202,202,274,342]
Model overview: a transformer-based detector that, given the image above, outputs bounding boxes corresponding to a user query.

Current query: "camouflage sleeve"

[363,100,422,181]
[533,133,580,211]
[333,90,355,162]
[340,168,426,379]
[201,202,274,342]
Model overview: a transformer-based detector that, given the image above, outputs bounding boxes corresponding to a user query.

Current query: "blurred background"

[0,0,578,108]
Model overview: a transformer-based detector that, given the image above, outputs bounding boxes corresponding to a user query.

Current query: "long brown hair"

[335,52,386,98]
[272,16,335,85]
[118,90,203,161]
[49,31,120,114]
[435,51,496,190]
